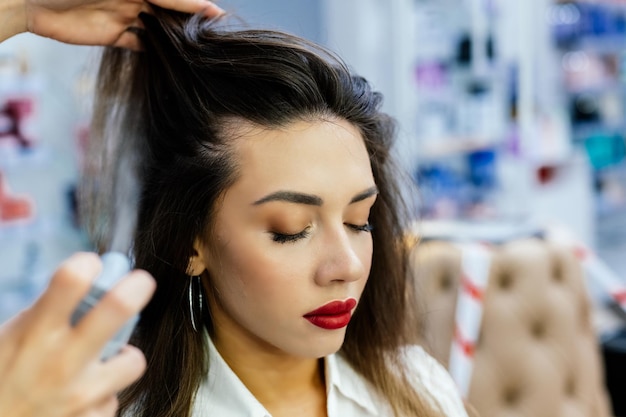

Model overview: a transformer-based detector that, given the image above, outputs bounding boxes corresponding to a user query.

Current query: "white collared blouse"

[191,336,469,417]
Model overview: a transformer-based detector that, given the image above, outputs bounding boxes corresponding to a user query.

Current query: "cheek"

[206,234,309,301]
[352,227,374,262]
[359,238,374,284]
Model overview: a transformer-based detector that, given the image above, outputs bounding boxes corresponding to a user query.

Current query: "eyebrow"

[252,186,378,206]
[349,186,379,204]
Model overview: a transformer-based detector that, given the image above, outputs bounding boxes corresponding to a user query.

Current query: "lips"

[303,298,357,330]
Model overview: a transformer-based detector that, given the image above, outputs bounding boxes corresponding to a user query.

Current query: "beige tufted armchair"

[411,237,613,417]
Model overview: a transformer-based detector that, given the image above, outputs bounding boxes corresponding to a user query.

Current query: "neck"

[0,0,26,42]
[214,332,327,412]
[210,310,327,416]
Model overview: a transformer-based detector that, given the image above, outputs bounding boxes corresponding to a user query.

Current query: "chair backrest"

[411,238,612,417]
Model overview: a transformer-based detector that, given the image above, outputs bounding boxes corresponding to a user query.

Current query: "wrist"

[0,0,27,41]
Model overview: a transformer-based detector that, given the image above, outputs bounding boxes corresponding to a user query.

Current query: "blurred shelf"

[578,35,626,54]
[416,136,500,160]
[412,219,544,244]
[566,80,626,95]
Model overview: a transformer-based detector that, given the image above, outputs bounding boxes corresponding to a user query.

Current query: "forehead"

[228,119,375,197]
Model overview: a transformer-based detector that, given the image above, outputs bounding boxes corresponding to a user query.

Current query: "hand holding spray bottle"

[70,252,136,361]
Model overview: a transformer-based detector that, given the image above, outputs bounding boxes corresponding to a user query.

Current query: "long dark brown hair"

[84,8,440,417]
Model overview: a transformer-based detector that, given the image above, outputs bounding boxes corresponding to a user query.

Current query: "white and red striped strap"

[449,242,492,398]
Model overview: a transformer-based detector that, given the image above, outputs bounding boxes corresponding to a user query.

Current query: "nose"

[314,228,368,286]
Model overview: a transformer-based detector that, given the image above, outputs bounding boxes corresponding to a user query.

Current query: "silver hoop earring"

[188,275,203,332]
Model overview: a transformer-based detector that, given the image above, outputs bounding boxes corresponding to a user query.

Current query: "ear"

[187,238,209,276]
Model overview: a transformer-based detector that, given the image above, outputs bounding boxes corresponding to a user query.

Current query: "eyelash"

[348,223,374,233]
[271,223,373,244]
[271,228,311,244]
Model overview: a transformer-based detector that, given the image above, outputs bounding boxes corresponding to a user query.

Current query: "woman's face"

[194,118,377,359]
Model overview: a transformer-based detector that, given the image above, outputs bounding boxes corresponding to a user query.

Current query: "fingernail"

[205,1,225,14]
[66,252,102,279]
[124,270,156,299]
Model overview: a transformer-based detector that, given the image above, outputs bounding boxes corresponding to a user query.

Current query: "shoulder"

[398,345,468,417]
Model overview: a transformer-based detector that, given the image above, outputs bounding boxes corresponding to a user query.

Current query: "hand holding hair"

[0,252,156,417]
[0,0,223,48]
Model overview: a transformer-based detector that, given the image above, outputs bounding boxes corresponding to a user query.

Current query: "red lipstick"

[303,298,357,330]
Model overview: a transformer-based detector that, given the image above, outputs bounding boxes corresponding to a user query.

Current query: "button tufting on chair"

[411,238,613,417]
[531,320,546,339]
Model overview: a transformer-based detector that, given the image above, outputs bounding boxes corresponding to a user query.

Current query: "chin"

[291,330,347,359]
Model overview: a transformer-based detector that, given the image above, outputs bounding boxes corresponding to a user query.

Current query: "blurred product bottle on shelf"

[414,149,498,221]
[551,1,626,50]
[0,171,34,223]
[0,98,36,148]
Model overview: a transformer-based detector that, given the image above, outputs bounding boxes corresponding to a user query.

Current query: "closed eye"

[346,223,373,233]
[271,227,311,244]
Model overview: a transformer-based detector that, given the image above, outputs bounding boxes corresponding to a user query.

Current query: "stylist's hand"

[2,0,223,48]
[0,252,156,417]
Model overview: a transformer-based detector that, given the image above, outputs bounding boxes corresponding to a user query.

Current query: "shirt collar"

[195,335,271,417]
[325,351,381,415]
[195,334,381,417]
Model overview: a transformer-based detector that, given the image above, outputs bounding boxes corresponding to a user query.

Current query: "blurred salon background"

[3,1,626,415]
